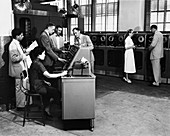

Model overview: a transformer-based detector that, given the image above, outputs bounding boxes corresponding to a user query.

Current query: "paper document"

[26,41,38,52]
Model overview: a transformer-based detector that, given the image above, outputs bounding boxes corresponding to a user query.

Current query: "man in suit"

[149,25,164,86]
[39,22,66,72]
[9,28,28,109]
[72,27,95,73]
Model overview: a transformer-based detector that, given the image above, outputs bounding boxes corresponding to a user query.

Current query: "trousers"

[151,59,161,84]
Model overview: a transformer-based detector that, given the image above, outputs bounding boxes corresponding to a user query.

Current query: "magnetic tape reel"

[91,36,97,42]
[108,36,114,42]
[138,35,145,43]
[100,35,106,42]
[118,35,124,43]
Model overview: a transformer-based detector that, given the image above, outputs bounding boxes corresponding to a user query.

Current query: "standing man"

[50,25,65,55]
[72,27,95,73]
[149,25,164,86]
[9,28,28,109]
[39,22,65,72]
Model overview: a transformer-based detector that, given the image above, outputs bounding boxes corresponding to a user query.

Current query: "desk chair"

[20,71,45,127]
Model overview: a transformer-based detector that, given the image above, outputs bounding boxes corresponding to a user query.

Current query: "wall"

[0,0,15,106]
[0,0,14,36]
[118,0,145,31]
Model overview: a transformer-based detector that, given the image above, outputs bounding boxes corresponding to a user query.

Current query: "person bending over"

[29,46,67,117]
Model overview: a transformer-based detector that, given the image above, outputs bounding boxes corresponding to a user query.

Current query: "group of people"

[8,22,94,117]
[123,25,164,87]
[8,22,163,117]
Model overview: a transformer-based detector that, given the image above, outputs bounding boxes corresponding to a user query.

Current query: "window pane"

[151,12,157,22]
[165,24,170,31]
[80,0,88,5]
[84,25,88,31]
[89,17,91,24]
[157,24,163,31]
[81,5,86,15]
[96,0,105,4]
[71,18,78,24]
[159,0,165,11]
[107,3,113,15]
[158,12,164,22]
[151,0,157,11]
[113,16,117,31]
[96,17,101,24]
[96,24,101,31]
[114,2,118,15]
[108,0,117,2]
[96,4,101,15]
[102,4,106,15]
[166,12,170,22]
[167,0,170,10]
[88,5,91,15]
[106,16,113,31]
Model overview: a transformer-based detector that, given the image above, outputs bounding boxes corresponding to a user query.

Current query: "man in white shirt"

[50,25,67,56]
[9,28,28,109]
[72,27,95,73]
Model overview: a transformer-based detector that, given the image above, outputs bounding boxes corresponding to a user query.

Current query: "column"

[0,0,15,109]
[118,0,145,31]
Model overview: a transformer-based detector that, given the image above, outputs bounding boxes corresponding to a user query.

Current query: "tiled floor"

[0,75,170,136]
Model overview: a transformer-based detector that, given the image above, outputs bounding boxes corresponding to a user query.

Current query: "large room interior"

[0,0,170,136]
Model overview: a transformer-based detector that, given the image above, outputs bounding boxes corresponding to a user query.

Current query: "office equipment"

[57,44,95,131]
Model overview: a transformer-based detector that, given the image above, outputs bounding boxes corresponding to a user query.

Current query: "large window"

[95,0,118,31]
[151,0,170,31]
[70,0,91,31]
[79,0,92,31]
[70,0,118,32]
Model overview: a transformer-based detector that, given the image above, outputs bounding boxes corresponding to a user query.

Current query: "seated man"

[29,46,67,117]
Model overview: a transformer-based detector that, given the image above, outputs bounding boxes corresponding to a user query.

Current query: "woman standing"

[123,29,136,83]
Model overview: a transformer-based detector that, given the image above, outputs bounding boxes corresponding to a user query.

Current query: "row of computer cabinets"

[85,32,170,83]
[85,32,170,49]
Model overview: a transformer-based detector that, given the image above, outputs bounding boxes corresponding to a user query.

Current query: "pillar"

[118,0,145,31]
[0,0,15,109]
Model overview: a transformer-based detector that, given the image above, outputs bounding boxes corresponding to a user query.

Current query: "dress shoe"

[152,82,159,86]
[123,77,132,84]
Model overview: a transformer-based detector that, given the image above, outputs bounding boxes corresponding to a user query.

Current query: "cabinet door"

[62,77,95,120]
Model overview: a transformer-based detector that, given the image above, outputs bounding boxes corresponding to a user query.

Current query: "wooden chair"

[20,71,45,127]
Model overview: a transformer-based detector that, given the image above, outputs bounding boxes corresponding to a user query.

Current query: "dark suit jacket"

[39,31,59,66]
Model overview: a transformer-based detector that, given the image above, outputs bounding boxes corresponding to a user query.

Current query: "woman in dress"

[123,29,136,83]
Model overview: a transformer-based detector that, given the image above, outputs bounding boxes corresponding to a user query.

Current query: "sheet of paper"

[26,41,38,52]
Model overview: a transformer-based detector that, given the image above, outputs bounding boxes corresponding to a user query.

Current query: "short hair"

[30,46,45,61]
[45,22,55,29]
[72,27,80,32]
[11,28,23,39]
[56,25,62,29]
[151,25,157,30]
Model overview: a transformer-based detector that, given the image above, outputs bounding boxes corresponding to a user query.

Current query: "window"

[150,0,170,31]
[70,0,118,32]
[95,0,118,31]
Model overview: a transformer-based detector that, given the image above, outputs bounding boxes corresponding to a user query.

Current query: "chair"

[20,71,45,127]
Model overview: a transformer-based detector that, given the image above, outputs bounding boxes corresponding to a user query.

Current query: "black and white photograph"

[0,0,170,136]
